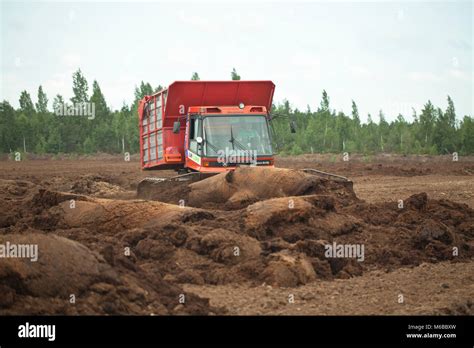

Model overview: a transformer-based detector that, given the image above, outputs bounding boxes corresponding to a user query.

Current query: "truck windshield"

[202,115,272,157]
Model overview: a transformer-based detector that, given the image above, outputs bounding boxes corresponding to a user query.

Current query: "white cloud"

[290,52,321,79]
[61,54,82,69]
[43,72,70,99]
[14,57,22,68]
[407,71,441,82]
[177,11,210,28]
[348,65,372,79]
[448,69,470,81]
[1,1,471,119]
[68,9,76,22]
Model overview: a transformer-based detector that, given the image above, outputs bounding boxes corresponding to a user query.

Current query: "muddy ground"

[0,154,472,315]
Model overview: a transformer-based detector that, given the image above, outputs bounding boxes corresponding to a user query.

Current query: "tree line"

[0,68,472,156]
[272,91,473,156]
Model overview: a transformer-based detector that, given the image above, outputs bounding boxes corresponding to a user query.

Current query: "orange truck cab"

[138,81,275,173]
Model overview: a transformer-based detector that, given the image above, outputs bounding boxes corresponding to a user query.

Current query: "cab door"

[186,115,202,169]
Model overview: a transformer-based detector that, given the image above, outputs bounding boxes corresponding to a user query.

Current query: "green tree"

[459,116,474,154]
[389,114,412,153]
[318,90,330,112]
[134,81,154,104]
[71,69,89,103]
[445,95,456,128]
[191,72,200,80]
[418,100,436,151]
[433,96,458,154]
[378,110,389,151]
[89,80,114,152]
[231,68,241,80]
[0,101,17,152]
[35,86,48,113]
[65,69,91,152]
[336,111,351,151]
[90,80,109,115]
[351,100,360,127]
[52,94,64,113]
[350,100,361,150]
[316,90,332,150]
[361,113,379,153]
[19,91,35,115]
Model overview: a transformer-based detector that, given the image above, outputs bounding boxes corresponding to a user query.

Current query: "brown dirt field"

[185,261,474,315]
[0,154,472,315]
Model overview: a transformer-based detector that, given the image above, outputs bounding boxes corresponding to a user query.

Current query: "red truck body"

[138,81,275,172]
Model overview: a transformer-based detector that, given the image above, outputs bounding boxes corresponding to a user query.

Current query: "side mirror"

[196,136,203,144]
[173,121,181,134]
[290,121,297,133]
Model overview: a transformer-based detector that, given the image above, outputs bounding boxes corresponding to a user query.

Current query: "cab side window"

[189,117,200,153]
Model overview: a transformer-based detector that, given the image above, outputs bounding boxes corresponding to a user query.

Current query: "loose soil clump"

[0,165,473,314]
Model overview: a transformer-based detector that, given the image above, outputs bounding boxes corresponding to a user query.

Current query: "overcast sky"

[1,0,472,122]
